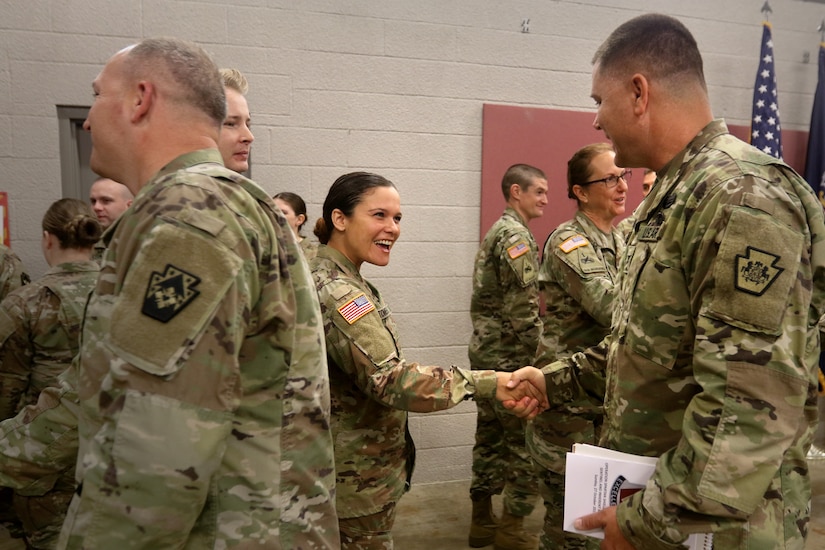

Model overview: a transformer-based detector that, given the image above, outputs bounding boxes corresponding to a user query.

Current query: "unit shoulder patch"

[338,292,376,324]
[559,234,589,254]
[142,264,201,323]
[734,246,783,296]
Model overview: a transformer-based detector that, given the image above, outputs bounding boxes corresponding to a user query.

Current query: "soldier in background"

[88,178,132,263]
[89,178,132,230]
[0,246,30,302]
[468,164,546,549]
[507,13,825,549]
[0,244,30,546]
[217,68,253,174]
[0,37,339,548]
[0,198,101,549]
[616,168,655,239]
[274,191,318,260]
[530,143,626,550]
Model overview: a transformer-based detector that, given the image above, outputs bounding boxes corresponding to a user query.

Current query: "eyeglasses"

[581,169,632,188]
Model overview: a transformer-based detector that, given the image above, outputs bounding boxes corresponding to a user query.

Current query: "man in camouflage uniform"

[468,164,546,549]
[0,245,29,545]
[88,178,132,264]
[507,14,825,549]
[0,245,29,303]
[0,38,339,548]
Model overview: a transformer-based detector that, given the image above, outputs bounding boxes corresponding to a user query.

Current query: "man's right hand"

[496,366,548,419]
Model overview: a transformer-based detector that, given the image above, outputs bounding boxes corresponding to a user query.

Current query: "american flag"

[750,22,783,159]
[338,293,375,324]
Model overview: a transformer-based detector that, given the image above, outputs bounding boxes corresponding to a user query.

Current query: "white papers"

[564,444,712,550]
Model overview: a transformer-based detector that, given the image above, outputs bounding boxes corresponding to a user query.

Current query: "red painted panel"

[480,104,809,247]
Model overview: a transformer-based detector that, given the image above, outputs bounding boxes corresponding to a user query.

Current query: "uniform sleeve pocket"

[698,362,807,513]
[706,207,802,336]
[108,223,242,377]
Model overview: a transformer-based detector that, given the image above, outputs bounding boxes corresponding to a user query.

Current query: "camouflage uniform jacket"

[0,150,339,549]
[541,120,825,548]
[310,245,497,518]
[300,238,319,261]
[0,261,99,420]
[89,240,106,266]
[469,207,542,371]
[0,245,30,302]
[527,212,622,473]
[616,215,634,243]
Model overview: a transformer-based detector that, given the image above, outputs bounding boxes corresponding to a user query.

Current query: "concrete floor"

[393,459,825,549]
[1,460,823,548]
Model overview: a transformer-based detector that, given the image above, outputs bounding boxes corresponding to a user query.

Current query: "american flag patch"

[559,235,589,253]
[507,241,529,259]
[338,293,375,324]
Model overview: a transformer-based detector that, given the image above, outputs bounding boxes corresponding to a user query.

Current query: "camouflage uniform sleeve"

[496,229,542,353]
[548,231,616,327]
[616,173,824,546]
[535,229,617,369]
[0,291,34,419]
[323,282,498,411]
[0,365,79,496]
[540,338,609,411]
[65,213,254,545]
[0,249,29,302]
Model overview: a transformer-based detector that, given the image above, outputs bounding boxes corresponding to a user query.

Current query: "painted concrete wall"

[1,0,822,484]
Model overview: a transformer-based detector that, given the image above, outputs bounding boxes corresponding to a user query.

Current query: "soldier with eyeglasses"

[528,142,626,550]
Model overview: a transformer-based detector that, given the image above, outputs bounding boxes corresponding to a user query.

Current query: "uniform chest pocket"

[623,243,691,371]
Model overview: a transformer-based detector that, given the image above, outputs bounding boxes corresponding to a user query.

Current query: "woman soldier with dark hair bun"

[0,198,101,549]
[310,171,543,549]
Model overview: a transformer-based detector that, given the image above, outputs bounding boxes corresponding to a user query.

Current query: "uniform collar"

[45,260,100,275]
[316,244,362,279]
[636,119,728,221]
[503,206,529,228]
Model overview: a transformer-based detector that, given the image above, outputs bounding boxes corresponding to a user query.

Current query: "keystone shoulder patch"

[142,264,202,323]
[735,246,783,296]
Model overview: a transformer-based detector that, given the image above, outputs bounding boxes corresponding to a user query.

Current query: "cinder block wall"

[1,0,821,485]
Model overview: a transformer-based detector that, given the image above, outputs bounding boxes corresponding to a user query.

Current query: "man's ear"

[509,183,522,201]
[631,73,649,116]
[130,81,154,123]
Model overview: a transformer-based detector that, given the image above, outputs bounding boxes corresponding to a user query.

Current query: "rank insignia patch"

[338,293,375,324]
[735,247,782,296]
[142,264,201,323]
[507,241,529,259]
